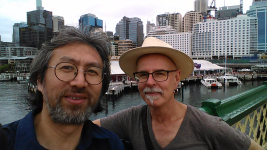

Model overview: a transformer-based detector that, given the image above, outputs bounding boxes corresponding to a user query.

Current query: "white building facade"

[148,29,192,56]
[192,15,258,59]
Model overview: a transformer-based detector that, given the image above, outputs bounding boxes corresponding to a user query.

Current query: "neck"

[150,100,187,123]
[34,107,83,150]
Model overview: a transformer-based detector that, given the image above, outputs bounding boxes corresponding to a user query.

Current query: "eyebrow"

[59,56,103,68]
[136,69,168,73]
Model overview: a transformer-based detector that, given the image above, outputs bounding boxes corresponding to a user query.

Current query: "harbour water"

[0,80,266,125]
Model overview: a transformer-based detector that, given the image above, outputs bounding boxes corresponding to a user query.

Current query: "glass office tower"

[79,14,103,31]
[19,10,53,49]
[247,0,267,53]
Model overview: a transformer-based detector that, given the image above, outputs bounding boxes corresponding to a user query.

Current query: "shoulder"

[187,105,223,124]
[87,120,121,139]
[2,120,20,150]
[185,105,230,133]
[84,120,124,149]
[101,105,144,121]
[3,120,20,139]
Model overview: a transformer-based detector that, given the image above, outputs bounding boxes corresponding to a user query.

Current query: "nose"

[69,69,88,88]
[146,74,156,85]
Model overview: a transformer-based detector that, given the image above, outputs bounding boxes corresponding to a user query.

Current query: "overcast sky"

[0,0,252,42]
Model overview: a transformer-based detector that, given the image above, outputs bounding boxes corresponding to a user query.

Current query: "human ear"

[37,79,43,93]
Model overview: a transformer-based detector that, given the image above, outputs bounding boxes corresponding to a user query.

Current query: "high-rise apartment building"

[79,14,103,31]
[13,22,28,45]
[215,5,241,20]
[150,33,192,56]
[52,16,64,32]
[116,16,144,47]
[110,42,118,56]
[183,11,203,32]
[117,39,133,56]
[194,0,208,14]
[247,0,267,53]
[192,15,258,59]
[147,26,177,36]
[147,27,192,56]
[146,21,156,36]
[156,13,183,32]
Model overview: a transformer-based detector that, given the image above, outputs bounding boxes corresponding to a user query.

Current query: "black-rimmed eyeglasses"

[133,70,177,83]
[47,62,105,85]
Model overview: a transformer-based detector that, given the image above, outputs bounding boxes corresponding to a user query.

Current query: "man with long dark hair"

[3,26,124,150]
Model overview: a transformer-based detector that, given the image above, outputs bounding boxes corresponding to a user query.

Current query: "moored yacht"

[201,78,222,89]
[217,74,242,86]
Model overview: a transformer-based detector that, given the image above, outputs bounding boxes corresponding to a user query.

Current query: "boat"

[217,74,242,86]
[17,79,29,84]
[201,78,222,89]
[236,69,257,80]
[0,73,12,82]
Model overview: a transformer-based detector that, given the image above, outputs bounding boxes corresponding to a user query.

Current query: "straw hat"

[119,37,194,81]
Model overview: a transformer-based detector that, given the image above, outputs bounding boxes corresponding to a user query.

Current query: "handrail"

[199,81,267,146]
[199,81,267,125]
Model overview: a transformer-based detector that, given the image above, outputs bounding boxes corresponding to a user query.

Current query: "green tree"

[0,64,13,73]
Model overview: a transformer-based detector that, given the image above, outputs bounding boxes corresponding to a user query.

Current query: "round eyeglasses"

[47,62,105,85]
[133,70,177,83]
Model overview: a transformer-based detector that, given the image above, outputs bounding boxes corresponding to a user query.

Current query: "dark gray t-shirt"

[100,105,251,150]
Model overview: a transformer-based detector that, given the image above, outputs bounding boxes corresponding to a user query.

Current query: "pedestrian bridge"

[199,81,267,148]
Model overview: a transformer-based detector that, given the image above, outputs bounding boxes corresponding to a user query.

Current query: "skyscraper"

[116,16,144,47]
[156,13,183,32]
[194,0,208,14]
[183,11,203,32]
[52,16,64,32]
[36,0,43,10]
[20,10,53,49]
[247,0,267,54]
[146,21,156,36]
[19,1,53,49]
[13,22,28,45]
[79,14,103,31]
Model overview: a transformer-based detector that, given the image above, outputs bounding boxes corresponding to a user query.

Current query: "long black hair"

[28,26,111,113]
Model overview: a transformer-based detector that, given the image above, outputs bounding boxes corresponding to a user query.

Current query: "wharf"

[106,81,138,97]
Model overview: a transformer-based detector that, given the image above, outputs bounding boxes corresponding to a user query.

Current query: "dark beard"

[43,87,97,125]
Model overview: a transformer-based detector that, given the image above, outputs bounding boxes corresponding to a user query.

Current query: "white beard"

[143,87,163,105]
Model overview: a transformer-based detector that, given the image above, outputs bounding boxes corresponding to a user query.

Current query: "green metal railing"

[199,81,267,147]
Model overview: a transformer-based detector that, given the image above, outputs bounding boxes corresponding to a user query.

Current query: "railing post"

[199,99,221,115]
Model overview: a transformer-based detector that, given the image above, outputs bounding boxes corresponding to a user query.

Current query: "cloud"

[0,0,252,42]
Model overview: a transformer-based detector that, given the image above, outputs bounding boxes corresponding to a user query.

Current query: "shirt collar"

[16,109,111,149]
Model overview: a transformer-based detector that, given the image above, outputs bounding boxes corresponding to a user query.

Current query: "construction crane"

[204,0,217,22]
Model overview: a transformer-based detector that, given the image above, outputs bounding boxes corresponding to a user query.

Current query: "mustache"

[143,87,163,94]
[57,87,92,99]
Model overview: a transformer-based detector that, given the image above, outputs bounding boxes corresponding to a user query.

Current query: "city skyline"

[0,0,251,42]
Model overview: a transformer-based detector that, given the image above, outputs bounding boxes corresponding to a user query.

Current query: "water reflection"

[0,80,265,124]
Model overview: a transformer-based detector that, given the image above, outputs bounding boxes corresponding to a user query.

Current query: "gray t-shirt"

[100,105,251,150]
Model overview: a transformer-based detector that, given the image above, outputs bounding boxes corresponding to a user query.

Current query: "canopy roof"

[110,60,124,75]
[193,60,226,71]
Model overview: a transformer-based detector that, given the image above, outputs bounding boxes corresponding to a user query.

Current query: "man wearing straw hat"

[94,37,262,150]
